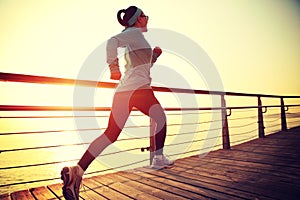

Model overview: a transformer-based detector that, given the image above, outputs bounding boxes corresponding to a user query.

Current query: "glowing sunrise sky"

[0,0,300,96]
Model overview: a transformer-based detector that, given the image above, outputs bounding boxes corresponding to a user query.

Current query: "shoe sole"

[151,164,174,169]
[61,167,77,200]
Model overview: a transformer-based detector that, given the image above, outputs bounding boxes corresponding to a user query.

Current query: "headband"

[127,8,142,26]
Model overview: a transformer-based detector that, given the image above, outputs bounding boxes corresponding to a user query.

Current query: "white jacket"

[106,27,153,92]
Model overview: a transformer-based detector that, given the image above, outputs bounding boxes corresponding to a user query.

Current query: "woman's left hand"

[153,47,162,57]
[152,46,162,63]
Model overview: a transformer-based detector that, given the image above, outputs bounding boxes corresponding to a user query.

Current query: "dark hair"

[117,6,140,27]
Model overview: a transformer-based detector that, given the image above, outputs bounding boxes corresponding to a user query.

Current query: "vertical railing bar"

[221,95,230,149]
[258,96,265,138]
[281,97,287,131]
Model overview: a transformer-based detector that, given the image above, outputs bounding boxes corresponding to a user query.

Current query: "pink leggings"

[78,89,167,170]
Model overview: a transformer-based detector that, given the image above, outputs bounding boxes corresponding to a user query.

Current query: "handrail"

[0,72,117,88]
[1,105,300,113]
[0,72,300,192]
[1,72,300,98]
[1,104,300,111]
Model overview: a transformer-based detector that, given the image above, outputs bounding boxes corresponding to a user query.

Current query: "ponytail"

[117,9,127,26]
[116,6,141,27]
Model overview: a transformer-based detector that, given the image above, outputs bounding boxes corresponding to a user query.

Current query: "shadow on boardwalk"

[1,126,300,200]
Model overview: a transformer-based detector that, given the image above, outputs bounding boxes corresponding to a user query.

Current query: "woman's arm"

[106,37,122,80]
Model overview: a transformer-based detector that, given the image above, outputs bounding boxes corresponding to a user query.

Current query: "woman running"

[61,6,173,200]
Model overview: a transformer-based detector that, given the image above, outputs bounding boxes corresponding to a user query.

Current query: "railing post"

[258,96,265,138]
[281,97,287,131]
[149,118,156,165]
[221,95,230,149]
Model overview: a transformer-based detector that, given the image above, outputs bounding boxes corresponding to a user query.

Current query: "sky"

[1,0,300,97]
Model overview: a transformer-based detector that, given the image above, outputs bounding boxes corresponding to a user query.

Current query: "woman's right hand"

[109,61,122,80]
[110,71,122,80]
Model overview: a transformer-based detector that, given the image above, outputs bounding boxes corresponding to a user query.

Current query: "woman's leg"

[78,91,132,171]
[131,89,167,155]
[61,91,133,199]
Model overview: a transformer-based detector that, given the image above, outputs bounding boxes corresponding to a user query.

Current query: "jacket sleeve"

[106,37,119,65]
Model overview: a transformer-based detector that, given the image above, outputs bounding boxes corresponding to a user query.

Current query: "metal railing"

[1,72,300,193]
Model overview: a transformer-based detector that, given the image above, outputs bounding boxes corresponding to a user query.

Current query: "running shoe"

[61,166,82,200]
[151,154,174,169]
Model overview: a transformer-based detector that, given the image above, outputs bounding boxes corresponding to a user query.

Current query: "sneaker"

[61,166,82,200]
[151,154,174,169]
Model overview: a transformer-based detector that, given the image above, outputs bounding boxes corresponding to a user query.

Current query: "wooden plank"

[232,137,300,152]
[234,145,300,156]
[112,172,188,200]
[30,186,57,200]
[228,149,300,167]
[10,189,35,200]
[178,139,300,199]
[240,145,300,154]
[136,167,242,200]
[78,179,107,200]
[91,173,162,200]
[139,169,217,200]
[234,136,300,148]
[82,178,127,200]
[232,146,300,160]
[192,155,300,186]
[207,151,300,176]
[174,161,267,195]
[177,156,300,187]
[47,183,65,200]
[204,151,300,178]
[84,177,132,200]
[118,170,206,199]
[188,153,299,177]
[206,148,298,169]
[47,179,109,200]
[152,166,263,200]
[174,160,285,200]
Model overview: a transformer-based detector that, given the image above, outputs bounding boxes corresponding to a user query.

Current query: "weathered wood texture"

[2,127,300,200]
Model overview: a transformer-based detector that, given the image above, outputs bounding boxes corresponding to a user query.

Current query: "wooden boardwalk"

[1,126,300,200]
